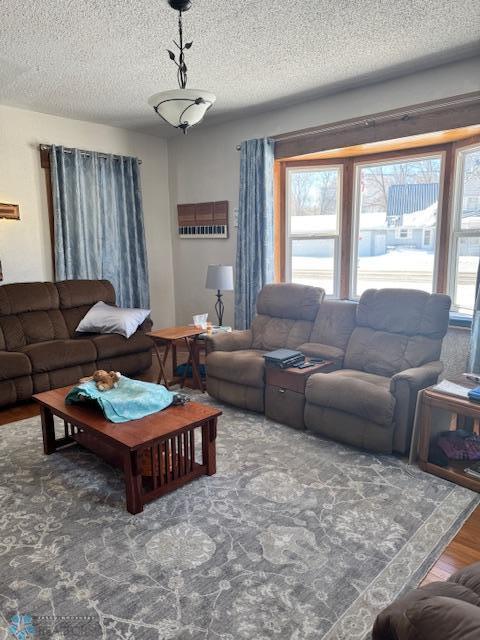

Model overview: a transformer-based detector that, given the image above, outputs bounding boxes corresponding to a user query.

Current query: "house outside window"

[352,153,442,298]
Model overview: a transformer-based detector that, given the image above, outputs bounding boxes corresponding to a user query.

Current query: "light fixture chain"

[177,10,187,89]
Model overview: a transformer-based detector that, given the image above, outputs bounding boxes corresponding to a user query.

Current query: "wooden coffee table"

[33,387,222,514]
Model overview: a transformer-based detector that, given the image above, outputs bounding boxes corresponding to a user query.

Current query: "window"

[423,229,432,245]
[395,228,413,240]
[352,154,442,298]
[286,166,342,296]
[449,145,480,314]
[278,128,480,317]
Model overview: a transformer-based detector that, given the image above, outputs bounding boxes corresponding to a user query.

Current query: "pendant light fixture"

[148,0,216,133]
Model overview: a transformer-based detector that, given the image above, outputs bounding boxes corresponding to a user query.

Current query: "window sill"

[449,313,472,329]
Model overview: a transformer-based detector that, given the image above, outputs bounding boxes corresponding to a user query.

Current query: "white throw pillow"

[76,301,150,339]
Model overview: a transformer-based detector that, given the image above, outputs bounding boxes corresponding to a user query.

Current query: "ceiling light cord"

[176,11,187,89]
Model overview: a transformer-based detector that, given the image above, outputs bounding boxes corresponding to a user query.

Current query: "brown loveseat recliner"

[207,284,450,455]
[372,562,480,640]
[206,283,325,412]
[304,289,451,454]
[0,280,153,407]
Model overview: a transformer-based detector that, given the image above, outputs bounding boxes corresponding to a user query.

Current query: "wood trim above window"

[273,92,480,159]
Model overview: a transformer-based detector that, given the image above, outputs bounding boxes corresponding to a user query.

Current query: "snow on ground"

[292,248,478,311]
[293,248,478,272]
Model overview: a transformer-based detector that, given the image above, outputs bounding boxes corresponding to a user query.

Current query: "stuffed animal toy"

[80,370,121,392]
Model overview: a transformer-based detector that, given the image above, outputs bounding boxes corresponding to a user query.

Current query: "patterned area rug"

[0,396,478,640]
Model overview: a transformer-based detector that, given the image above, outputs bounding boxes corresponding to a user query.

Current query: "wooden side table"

[418,386,480,493]
[147,326,205,391]
[265,360,335,430]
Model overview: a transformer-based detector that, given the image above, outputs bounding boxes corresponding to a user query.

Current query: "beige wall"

[168,56,480,328]
[0,104,174,328]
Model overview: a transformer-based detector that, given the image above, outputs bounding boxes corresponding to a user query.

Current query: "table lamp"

[206,265,234,326]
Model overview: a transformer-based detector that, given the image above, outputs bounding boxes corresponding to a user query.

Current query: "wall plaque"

[177,201,228,238]
[0,203,20,220]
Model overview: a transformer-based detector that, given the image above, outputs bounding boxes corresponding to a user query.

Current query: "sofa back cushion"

[0,282,69,351]
[251,283,324,350]
[56,280,116,336]
[309,300,357,350]
[344,289,451,376]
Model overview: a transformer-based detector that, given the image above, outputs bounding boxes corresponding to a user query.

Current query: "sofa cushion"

[56,279,115,309]
[309,299,356,350]
[21,339,97,373]
[250,284,325,351]
[356,288,451,338]
[344,326,442,377]
[207,350,266,388]
[0,281,70,351]
[0,282,59,315]
[0,351,32,380]
[89,332,153,359]
[0,311,70,352]
[256,283,324,321]
[252,315,314,351]
[342,289,451,378]
[306,369,395,427]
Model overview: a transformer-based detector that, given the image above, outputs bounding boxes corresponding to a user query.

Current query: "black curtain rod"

[40,144,142,164]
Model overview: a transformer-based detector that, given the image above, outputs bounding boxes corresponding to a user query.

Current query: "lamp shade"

[206,265,234,291]
[148,89,216,131]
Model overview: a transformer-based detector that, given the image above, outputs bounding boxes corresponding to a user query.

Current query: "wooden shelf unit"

[418,387,480,493]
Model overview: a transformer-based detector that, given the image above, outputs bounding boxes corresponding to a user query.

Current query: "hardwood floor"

[421,506,480,585]
[1,396,478,585]
[0,401,39,425]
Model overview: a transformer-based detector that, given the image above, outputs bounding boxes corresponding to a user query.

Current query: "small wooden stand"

[147,326,205,391]
[418,386,480,493]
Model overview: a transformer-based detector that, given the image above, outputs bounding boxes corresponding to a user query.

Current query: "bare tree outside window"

[290,170,338,217]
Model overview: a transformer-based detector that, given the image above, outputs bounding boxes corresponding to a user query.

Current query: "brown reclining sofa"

[206,283,451,455]
[373,562,480,640]
[0,280,153,407]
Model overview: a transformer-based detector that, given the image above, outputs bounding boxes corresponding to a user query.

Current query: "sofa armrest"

[137,316,153,333]
[298,342,345,367]
[205,330,253,354]
[390,361,443,454]
[390,361,443,394]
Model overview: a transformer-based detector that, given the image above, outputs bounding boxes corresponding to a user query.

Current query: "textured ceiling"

[0,0,479,137]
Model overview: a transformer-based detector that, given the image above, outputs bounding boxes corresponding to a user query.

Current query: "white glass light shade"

[206,265,234,291]
[148,88,216,131]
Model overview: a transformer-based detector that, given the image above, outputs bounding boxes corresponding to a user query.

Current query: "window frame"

[285,163,343,297]
[350,149,446,300]
[276,132,480,320]
[448,142,480,314]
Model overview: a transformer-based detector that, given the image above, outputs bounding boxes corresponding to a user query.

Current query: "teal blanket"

[65,376,175,423]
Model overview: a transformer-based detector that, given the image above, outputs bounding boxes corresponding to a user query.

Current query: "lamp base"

[215,290,224,326]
